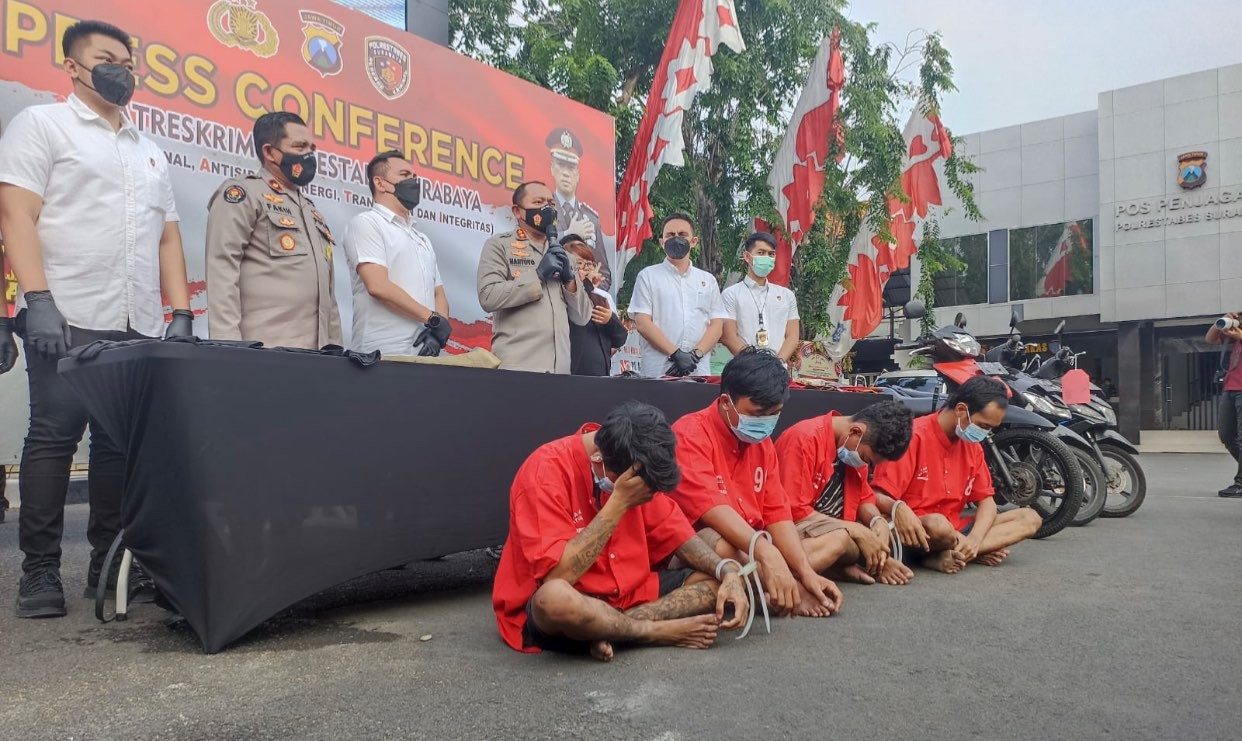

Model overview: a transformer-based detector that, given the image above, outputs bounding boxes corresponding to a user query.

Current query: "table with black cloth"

[58,341,880,652]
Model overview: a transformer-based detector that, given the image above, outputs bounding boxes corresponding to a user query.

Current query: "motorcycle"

[878,312,1085,539]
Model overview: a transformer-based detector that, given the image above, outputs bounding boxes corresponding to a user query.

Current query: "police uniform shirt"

[205,172,342,349]
[0,95,178,337]
[344,204,442,355]
[629,261,728,378]
[721,277,800,350]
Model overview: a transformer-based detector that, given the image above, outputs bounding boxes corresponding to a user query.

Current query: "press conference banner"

[0,0,617,349]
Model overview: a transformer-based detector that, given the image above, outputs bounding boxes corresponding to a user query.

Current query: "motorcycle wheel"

[1097,443,1147,518]
[1070,448,1106,526]
[989,429,1084,539]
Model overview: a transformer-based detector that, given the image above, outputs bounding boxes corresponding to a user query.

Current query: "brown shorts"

[794,511,851,539]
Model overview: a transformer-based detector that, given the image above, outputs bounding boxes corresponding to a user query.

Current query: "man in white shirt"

[721,231,801,363]
[0,20,193,618]
[629,212,726,378]
[344,151,450,356]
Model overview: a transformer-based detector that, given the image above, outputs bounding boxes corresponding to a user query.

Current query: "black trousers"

[17,324,147,573]
[1217,391,1242,485]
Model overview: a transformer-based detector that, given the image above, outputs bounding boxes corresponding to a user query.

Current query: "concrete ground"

[1,453,1240,741]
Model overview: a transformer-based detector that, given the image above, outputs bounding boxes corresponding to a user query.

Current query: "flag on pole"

[615,0,746,261]
[767,28,845,248]
[753,217,795,288]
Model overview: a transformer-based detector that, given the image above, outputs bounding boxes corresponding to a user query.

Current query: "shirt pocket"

[263,210,310,257]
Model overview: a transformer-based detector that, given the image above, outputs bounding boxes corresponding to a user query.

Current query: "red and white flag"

[767,28,844,248]
[1037,221,1087,297]
[616,0,745,260]
[824,107,955,360]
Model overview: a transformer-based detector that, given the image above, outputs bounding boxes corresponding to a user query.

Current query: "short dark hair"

[512,181,547,206]
[945,376,1009,414]
[852,400,914,462]
[595,401,681,492]
[721,349,790,410]
[660,212,696,235]
[252,111,306,160]
[366,150,405,196]
[62,20,131,60]
[743,232,778,253]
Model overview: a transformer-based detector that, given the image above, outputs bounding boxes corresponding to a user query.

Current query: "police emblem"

[364,35,411,100]
[299,11,344,78]
[278,217,296,227]
[279,234,297,251]
[268,178,283,192]
[223,185,245,203]
[262,193,283,203]
[207,0,279,58]
[290,163,305,179]
[1177,151,1207,190]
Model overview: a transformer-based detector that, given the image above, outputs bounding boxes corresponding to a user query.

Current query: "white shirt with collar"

[343,203,442,355]
[0,94,179,337]
[721,276,800,350]
[629,259,727,377]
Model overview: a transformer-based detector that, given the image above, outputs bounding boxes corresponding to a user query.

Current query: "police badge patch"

[365,35,411,100]
[223,185,246,203]
[299,11,344,78]
[1177,151,1207,190]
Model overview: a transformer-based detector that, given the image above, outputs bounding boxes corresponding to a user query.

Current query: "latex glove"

[23,291,71,359]
[165,309,195,339]
[668,349,698,377]
[423,313,452,346]
[416,334,444,357]
[0,318,18,374]
[536,249,562,283]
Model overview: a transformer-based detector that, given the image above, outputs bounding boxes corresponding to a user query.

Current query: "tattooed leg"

[626,581,718,621]
[530,579,720,653]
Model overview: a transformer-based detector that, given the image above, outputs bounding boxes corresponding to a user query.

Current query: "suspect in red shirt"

[492,401,749,661]
[668,349,842,619]
[871,377,1041,573]
[776,400,915,586]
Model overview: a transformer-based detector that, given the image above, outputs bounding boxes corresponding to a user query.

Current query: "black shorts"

[521,568,697,654]
[899,519,974,564]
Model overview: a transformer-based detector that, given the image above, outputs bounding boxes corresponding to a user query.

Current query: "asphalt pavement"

[1,453,1240,740]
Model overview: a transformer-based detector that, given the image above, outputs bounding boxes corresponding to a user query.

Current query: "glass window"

[932,233,988,307]
[330,0,406,28]
[1008,219,1094,300]
[988,229,1009,304]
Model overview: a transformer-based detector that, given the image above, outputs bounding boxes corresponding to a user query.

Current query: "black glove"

[0,317,18,374]
[23,291,71,360]
[668,349,698,377]
[417,334,444,357]
[536,249,562,283]
[423,312,452,346]
[165,309,195,339]
[551,246,575,286]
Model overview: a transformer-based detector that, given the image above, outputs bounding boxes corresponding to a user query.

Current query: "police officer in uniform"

[206,112,341,349]
[545,127,612,290]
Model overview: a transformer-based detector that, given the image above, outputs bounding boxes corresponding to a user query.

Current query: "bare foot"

[922,550,967,574]
[878,559,914,585]
[976,548,1010,567]
[794,583,834,618]
[646,614,720,649]
[841,563,877,585]
[590,640,615,662]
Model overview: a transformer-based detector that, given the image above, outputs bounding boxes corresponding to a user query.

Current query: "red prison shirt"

[491,424,696,653]
[870,412,994,530]
[775,411,875,523]
[668,404,793,530]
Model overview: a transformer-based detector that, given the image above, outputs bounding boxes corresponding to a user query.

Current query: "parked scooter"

[878,311,1085,538]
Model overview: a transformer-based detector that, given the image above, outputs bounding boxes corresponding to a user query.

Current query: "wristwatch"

[425,313,443,329]
[690,349,704,363]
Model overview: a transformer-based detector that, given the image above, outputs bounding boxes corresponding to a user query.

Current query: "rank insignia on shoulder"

[262,193,284,203]
[326,244,333,261]
[279,234,297,251]
[279,216,297,227]
[223,185,246,204]
[515,228,527,240]
[268,179,284,192]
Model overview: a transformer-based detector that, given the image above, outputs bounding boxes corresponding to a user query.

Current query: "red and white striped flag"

[1037,221,1087,297]
[616,0,746,260]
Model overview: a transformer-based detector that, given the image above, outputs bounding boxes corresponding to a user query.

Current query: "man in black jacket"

[563,235,628,376]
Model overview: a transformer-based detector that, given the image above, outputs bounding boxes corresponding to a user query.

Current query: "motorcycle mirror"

[1010,310,1020,329]
[903,300,926,319]
[1054,319,1065,336]
[954,312,967,329]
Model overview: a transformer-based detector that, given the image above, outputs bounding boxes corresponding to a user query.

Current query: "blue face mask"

[727,397,780,444]
[591,459,614,507]
[837,433,866,469]
[955,412,989,444]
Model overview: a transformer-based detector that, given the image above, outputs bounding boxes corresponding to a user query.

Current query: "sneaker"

[16,567,67,618]
[1219,483,1242,498]
[83,560,157,603]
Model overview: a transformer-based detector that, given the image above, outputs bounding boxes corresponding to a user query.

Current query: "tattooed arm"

[672,534,749,630]
[545,465,652,585]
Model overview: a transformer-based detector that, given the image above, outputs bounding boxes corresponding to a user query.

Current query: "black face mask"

[388,177,421,210]
[523,204,558,235]
[78,61,135,107]
[663,236,692,260]
[278,150,317,187]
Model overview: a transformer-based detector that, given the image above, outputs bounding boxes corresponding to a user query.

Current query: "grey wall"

[406,0,449,47]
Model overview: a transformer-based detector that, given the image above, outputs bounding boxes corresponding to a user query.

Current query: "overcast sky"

[848,0,1242,135]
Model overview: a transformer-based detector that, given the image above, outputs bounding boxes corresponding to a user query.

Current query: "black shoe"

[16,567,67,618]
[83,560,157,603]
[1219,483,1242,498]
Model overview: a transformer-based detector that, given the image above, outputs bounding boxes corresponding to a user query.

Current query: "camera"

[1215,316,1240,331]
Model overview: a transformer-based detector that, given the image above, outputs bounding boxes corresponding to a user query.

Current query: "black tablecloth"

[59,342,879,652]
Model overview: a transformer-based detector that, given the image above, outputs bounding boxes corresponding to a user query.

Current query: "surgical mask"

[837,434,866,469]
[388,177,421,210]
[77,61,135,107]
[523,204,558,234]
[591,460,614,507]
[278,150,317,187]
[751,255,776,278]
[727,397,780,444]
[663,236,691,260]
[955,413,989,444]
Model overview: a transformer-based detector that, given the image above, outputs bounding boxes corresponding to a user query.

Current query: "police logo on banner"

[299,10,344,77]
[206,0,279,58]
[365,35,411,100]
[1177,151,1207,190]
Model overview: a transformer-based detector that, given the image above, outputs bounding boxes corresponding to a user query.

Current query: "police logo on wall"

[365,35,411,100]
[207,0,279,58]
[1177,151,1207,190]
[299,11,344,78]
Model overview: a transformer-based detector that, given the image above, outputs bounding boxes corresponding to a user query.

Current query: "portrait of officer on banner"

[546,127,612,290]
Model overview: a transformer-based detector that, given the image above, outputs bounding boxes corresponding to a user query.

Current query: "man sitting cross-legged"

[871,377,1042,574]
[492,401,749,661]
[668,349,843,619]
[775,400,916,587]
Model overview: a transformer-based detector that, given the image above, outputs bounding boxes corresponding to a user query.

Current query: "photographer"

[1207,312,1242,498]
